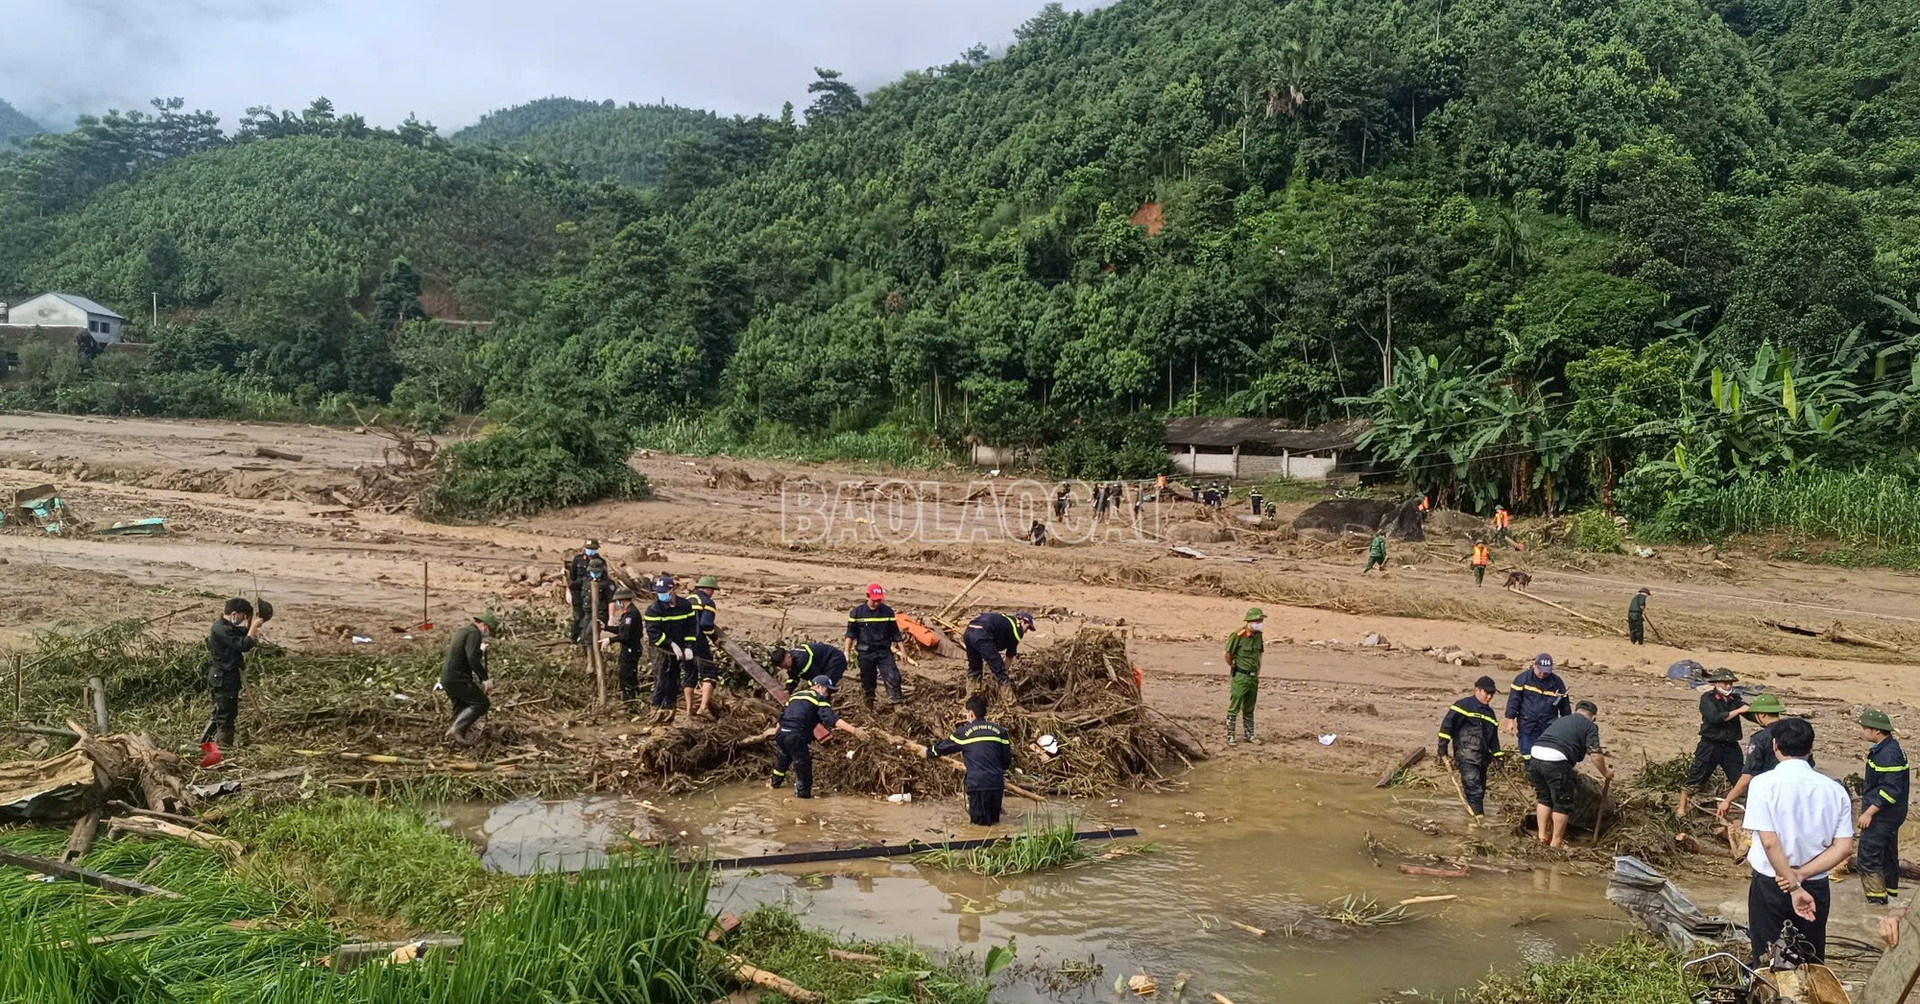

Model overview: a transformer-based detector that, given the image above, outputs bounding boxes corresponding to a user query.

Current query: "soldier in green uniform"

[1627,588,1650,644]
[1363,531,1388,574]
[1224,608,1264,746]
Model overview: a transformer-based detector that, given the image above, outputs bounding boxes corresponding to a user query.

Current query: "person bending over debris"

[1685,668,1748,796]
[612,587,645,704]
[926,694,1013,825]
[771,676,860,798]
[1627,587,1650,644]
[1505,653,1571,758]
[200,597,265,767]
[1742,716,1852,968]
[442,613,497,745]
[1362,531,1388,574]
[845,584,906,706]
[769,641,848,695]
[1526,700,1613,847]
[1717,693,1802,825]
[1223,608,1264,746]
[1438,675,1502,823]
[1856,708,1908,907]
[643,575,699,724]
[687,576,722,717]
[962,611,1033,697]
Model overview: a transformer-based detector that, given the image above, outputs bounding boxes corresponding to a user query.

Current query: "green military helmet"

[1704,667,1738,683]
[1860,708,1896,733]
[696,575,720,589]
[1244,607,1265,622]
[1746,692,1786,715]
[474,612,501,632]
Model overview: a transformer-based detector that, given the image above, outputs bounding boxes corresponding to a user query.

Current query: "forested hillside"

[3,0,1918,528]
[452,99,732,187]
[0,99,41,143]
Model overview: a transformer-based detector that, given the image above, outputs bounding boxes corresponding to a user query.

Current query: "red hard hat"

[866,583,885,599]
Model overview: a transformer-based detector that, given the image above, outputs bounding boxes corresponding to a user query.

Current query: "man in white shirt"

[1743,716,1854,966]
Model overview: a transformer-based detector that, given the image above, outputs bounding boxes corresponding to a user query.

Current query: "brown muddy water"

[447,767,1635,1002]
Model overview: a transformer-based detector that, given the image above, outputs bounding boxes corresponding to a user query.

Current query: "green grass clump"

[1458,936,1697,1003]
[913,822,1092,877]
[724,905,990,1004]
[229,797,499,929]
[1566,509,1625,553]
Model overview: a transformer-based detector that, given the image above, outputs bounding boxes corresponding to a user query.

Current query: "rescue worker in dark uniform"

[845,583,906,706]
[1716,693,1799,824]
[1250,486,1264,517]
[769,641,848,694]
[611,587,645,703]
[200,597,264,767]
[565,541,601,644]
[771,675,860,798]
[1685,667,1749,794]
[1858,708,1909,906]
[962,610,1033,694]
[1438,675,1502,823]
[926,694,1013,825]
[687,576,721,717]
[441,613,497,745]
[1504,652,1571,758]
[642,575,699,724]
[1627,587,1650,644]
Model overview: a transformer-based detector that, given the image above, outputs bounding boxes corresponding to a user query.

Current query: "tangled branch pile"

[605,628,1208,798]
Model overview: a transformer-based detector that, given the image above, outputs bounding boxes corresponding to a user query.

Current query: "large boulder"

[1292,497,1426,540]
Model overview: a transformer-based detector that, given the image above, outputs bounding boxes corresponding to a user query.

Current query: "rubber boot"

[198,741,223,768]
[1243,711,1255,744]
[1226,715,1237,747]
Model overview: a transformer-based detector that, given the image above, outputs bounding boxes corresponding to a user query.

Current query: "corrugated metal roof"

[1165,417,1370,452]
[46,293,125,319]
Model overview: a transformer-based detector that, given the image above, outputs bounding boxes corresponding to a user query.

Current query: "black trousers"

[773,730,814,797]
[650,649,692,708]
[1628,616,1644,644]
[200,683,240,744]
[1860,814,1905,904]
[687,643,718,685]
[1685,739,1743,791]
[967,788,1005,825]
[444,679,490,732]
[1456,758,1488,815]
[858,651,903,700]
[1749,871,1830,966]
[963,631,1007,682]
[618,647,643,701]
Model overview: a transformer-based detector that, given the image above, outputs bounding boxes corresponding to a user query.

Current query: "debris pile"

[0,727,192,823]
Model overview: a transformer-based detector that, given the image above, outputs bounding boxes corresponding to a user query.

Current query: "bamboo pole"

[934,565,994,621]
[1398,894,1457,906]
[727,955,822,1003]
[1510,588,1620,634]
[0,846,180,898]
[589,579,606,706]
[88,675,109,733]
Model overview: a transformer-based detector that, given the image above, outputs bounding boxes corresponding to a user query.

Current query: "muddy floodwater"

[448,766,1632,1002]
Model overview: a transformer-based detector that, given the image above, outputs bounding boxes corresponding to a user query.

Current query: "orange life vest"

[1471,544,1490,567]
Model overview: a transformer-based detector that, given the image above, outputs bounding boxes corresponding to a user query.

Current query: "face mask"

[656,592,671,602]
[584,549,597,557]
[590,572,603,579]
[1249,621,1264,632]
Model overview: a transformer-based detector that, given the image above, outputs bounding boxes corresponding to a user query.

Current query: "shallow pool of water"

[451,766,1634,1001]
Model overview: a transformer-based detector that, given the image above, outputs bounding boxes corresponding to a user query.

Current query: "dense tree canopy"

[1,0,1917,523]
[0,98,40,144]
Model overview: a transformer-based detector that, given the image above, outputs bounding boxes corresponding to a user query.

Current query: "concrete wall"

[1168,446,1341,481]
[1169,447,1238,476]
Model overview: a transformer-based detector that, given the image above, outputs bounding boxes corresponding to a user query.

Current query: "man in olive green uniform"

[1363,531,1388,574]
[1224,608,1265,746]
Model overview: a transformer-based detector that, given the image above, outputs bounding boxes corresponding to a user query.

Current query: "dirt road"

[3,410,1918,786]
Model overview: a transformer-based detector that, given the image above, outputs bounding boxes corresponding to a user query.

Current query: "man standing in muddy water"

[1224,608,1263,746]
[926,693,1013,824]
[1438,675,1502,823]
[1505,653,1570,758]
[1526,700,1613,847]
[771,675,862,798]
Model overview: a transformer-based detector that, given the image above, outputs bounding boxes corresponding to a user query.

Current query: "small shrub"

[1567,509,1625,553]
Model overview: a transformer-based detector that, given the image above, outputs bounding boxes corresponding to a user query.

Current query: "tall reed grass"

[1703,468,1920,545]
[913,821,1092,876]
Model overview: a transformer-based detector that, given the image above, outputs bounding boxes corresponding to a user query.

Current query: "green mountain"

[0,99,42,143]
[454,99,729,187]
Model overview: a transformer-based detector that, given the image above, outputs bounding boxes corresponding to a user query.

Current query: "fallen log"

[254,446,303,462]
[107,800,212,831]
[62,809,101,863]
[1398,865,1469,878]
[1510,589,1621,635]
[1374,746,1427,788]
[333,936,463,973]
[933,565,994,622]
[728,955,822,1003]
[0,845,180,898]
[1759,618,1903,652]
[107,815,243,859]
[1210,995,1237,1004]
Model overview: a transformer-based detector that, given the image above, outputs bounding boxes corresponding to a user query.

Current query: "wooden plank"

[728,955,822,1003]
[933,565,994,622]
[0,845,180,898]
[722,637,790,702]
[1374,746,1427,788]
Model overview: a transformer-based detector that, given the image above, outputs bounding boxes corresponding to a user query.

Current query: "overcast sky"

[0,1,1104,132]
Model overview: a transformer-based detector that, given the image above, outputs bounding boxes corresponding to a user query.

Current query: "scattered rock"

[1445,649,1480,667]
[1359,632,1390,648]
[1484,653,1509,663]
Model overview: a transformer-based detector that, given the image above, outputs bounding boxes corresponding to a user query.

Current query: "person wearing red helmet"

[845,583,906,706]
